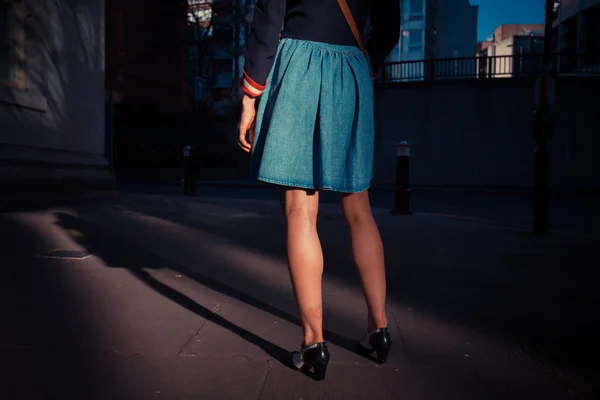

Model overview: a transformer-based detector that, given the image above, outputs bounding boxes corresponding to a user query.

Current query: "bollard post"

[182,145,193,196]
[391,141,412,215]
[189,145,197,196]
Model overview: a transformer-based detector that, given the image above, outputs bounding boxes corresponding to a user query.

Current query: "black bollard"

[533,137,548,233]
[391,141,413,215]
[532,107,552,234]
[190,145,197,196]
[182,145,196,196]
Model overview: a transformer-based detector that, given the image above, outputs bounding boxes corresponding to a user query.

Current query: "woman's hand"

[238,94,257,153]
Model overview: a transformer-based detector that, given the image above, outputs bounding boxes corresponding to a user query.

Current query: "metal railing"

[377,53,600,83]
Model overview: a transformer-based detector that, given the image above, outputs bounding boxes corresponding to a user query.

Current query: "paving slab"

[39,354,269,400]
[391,306,569,399]
[3,194,597,399]
[80,196,587,396]
[179,298,299,362]
[34,256,208,358]
[260,363,491,400]
[0,346,31,387]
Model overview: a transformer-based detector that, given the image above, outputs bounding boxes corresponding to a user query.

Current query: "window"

[408,30,423,46]
[212,87,232,102]
[188,65,199,80]
[188,46,198,60]
[409,0,423,14]
[402,30,423,48]
[213,58,232,73]
[407,47,423,56]
[195,77,206,101]
[202,63,212,78]
[188,6,212,23]
[0,0,24,88]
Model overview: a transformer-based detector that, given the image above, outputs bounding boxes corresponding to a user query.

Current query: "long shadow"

[52,212,290,364]
[0,213,119,399]
[52,212,371,373]
[0,216,33,400]
[129,266,293,366]
[102,194,600,397]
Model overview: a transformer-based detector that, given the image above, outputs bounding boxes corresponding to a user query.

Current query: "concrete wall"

[0,0,113,204]
[373,77,600,190]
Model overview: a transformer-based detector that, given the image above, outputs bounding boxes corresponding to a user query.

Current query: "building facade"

[385,0,478,80]
[553,0,600,73]
[387,0,436,63]
[387,0,477,62]
[434,0,478,59]
[1,0,113,207]
[187,0,252,116]
[476,24,545,78]
[105,0,189,111]
[478,23,545,51]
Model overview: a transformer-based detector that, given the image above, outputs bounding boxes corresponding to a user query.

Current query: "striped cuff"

[371,68,381,80]
[241,70,267,98]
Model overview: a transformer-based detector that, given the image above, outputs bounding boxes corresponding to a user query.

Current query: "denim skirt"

[249,38,374,193]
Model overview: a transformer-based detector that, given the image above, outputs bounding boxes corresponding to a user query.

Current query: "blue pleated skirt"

[249,38,374,193]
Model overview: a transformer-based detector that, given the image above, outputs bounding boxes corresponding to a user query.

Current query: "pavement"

[121,182,600,236]
[1,192,599,399]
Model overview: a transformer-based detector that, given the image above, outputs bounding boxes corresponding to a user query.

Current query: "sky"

[470,0,546,41]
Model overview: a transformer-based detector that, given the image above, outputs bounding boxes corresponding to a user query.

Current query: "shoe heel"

[376,346,390,364]
[312,361,328,381]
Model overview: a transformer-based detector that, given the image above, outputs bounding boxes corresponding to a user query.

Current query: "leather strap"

[336,0,366,56]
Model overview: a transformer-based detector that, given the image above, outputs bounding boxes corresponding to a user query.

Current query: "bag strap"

[336,0,366,56]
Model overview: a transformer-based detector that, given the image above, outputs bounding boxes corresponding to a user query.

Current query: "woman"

[238,0,400,381]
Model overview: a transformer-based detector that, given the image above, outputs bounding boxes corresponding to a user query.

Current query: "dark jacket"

[241,0,401,97]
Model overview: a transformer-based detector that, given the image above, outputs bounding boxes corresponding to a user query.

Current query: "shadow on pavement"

[0,214,116,400]
[8,192,594,398]
[51,213,293,365]
[51,212,373,372]
[100,194,600,398]
[3,189,598,398]
[0,216,33,400]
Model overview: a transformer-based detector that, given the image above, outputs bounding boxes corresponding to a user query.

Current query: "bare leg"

[340,190,388,331]
[285,188,324,346]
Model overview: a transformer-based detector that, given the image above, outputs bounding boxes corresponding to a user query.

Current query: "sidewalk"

[2,194,598,399]
[118,182,600,237]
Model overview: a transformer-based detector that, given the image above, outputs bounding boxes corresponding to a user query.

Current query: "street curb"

[196,180,274,189]
[191,181,600,196]
[191,182,522,193]
[423,212,600,238]
[118,179,600,197]
[115,193,600,239]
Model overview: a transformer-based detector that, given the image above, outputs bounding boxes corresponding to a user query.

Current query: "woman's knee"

[340,190,373,224]
[285,189,319,220]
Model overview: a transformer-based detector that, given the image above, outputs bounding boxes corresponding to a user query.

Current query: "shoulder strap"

[336,0,366,56]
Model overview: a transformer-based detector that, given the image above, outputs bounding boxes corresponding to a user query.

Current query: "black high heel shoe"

[292,342,330,381]
[358,328,392,364]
